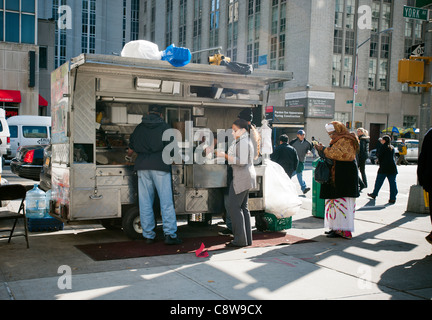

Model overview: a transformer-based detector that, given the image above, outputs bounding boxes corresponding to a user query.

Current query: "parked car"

[369,139,419,165]
[39,144,52,191]
[391,139,419,163]
[10,145,48,181]
[6,116,51,160]
[369,149,377,164]
[0,109,10,161]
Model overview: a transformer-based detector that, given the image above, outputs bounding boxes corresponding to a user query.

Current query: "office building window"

[150,0,155,42]
[403,116,417,128]
[53,0,67,68]
[1,0,36,44]
[39,46,48,69]
[227,0,239,61]
[165,0,173,47]
[122,0,127,47]
[332,54,342,86]
[192,0,202,63]
[131,0,140,41]
[179,0,187,47]
[333,0,355,88]
[209,0,220,53]
[82,0,96,54]
[0,10,3,42]
[269,0,286,88]
[368,0,393,91]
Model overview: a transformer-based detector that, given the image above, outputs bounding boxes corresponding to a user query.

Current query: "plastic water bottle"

[26,184,46,219]
[44,189,52,218]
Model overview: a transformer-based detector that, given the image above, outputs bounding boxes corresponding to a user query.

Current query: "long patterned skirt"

[324,198,356,239]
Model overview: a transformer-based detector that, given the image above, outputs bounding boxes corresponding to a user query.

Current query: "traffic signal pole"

[407,19,432,214]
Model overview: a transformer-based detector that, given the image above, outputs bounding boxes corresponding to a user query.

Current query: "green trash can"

[312,159,325,218]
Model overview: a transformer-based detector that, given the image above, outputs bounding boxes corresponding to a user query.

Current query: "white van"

[0,109,11,159]
[6,116,51,159]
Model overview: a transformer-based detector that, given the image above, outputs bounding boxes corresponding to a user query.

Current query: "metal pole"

[351,31,359,132]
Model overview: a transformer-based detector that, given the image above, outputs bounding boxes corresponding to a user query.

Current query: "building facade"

[139,0,425,148]
[0,0,42,116]
[38,0,141,69]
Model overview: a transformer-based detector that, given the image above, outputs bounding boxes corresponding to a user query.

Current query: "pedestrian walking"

[417,128,432,245]
[367,135,398,204]
[127,105,182,245]
[356,128,370,191]
[270,134,299,178]
[216,119,257,247]
[315,121,360,240]
[397,138,409,166]
[290,130,313,194]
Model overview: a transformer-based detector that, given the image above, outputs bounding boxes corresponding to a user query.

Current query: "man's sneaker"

[218,228,233,237]
[367,193,376,200]
[165,235,183,245]
[303,187,311,195]
[144,238,155,244]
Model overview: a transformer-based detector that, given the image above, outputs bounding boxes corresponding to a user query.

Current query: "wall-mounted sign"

[273,106,305,124]
[285,91,335,119]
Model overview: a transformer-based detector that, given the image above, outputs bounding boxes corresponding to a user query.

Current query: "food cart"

[49,54,293,239]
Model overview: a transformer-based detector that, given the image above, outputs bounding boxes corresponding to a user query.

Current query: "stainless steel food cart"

[49,54,292,239]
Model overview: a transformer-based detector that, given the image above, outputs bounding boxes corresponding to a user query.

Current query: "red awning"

[39,94,49,107]
[0,90,21,103]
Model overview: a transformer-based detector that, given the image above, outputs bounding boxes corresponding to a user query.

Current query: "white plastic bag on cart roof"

[121,40,163,60]
[264,160,302,219]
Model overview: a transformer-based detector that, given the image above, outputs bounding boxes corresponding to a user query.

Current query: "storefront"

[0,89,21,118]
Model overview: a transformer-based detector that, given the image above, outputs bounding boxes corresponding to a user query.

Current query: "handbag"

[315,157,333,184]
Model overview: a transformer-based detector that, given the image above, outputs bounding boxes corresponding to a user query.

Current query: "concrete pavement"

[0,162,431,300]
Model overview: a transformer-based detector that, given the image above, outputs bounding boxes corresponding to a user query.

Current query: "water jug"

[26,184,46,219]
[44,189,52,218]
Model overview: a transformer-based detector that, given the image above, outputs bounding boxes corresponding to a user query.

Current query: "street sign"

[411,43,425,57]
[403,6,429,21]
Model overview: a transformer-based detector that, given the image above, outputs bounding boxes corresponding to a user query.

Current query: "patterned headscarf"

[328,121,360,152]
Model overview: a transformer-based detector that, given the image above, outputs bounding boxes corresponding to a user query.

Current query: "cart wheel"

[122,206,143,240]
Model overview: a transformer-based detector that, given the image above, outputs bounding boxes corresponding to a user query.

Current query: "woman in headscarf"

[315,121,360,239]
[367,135,398,204]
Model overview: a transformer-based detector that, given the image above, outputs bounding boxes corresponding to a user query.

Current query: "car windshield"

[0,121,3,132]
[23,126,48,138]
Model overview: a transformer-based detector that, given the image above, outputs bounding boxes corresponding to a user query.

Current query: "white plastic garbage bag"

[264,160,302,219]
[121,40,162,60]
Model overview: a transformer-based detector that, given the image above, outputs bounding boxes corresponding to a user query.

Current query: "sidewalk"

[1,164,431,300]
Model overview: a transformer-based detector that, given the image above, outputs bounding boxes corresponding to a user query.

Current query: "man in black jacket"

[271,134,299,178]
[127,105,182,245]
[418,128,432,245]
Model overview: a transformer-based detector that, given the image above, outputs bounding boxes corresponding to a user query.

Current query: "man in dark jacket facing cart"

[127,105,182,245]
[271,134,299,179]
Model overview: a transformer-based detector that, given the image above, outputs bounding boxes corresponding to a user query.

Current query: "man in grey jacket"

[289,130,313,194]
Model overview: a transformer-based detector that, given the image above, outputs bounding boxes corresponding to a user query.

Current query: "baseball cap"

[149,105,163,114]
[297,130,306,135]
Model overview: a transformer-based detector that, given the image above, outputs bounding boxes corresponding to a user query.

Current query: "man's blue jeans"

[371,173,398,201]
[293,167,307,192]
[137,170,178,240]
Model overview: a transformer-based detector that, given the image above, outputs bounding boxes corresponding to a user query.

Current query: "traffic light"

[398,59,425,83]
[208,54,231,66]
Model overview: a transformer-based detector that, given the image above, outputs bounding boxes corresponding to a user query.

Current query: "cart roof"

[70,54,293,88]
